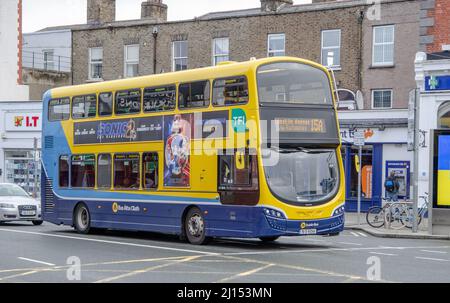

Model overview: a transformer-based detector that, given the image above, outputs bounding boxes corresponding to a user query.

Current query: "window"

[219,153,252,187]
[212,37,230,66]
[143,85,176,112]
[257,62,333,105]
[213,76,249,106]
[114,154,140,189]
[59,155,69,188]
[372,89,393,109]
[49,98,70,121]
[97,154,112,189]
[115,89,141,115]
[71,155,95,188]
[178,81,210,109]
[321,29,341,67]
[98,92,113,116]
[72,95,97,119]
[124,44,139,78]
[373,25,394,66]
[268,34,285,57]
[43,49,54,71]
[172,40,188,71]
[89,47,103,80]
[142,153,158,190]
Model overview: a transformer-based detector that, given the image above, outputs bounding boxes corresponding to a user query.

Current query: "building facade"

[0,0,29,101]
[57,0,423,210]
[0,101,42,196]
[22,29,72,100]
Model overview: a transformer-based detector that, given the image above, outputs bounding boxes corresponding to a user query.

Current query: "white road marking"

[18,257,55,266]
[0,228,219,256]
[420,250,448,254]
[357,232,368,237]
[337,242,363,246]
[350,232,360,237]
[369,252,398,256]
[415,257,449,262]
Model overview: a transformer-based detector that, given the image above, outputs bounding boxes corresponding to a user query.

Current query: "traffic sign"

[354,130,365,146]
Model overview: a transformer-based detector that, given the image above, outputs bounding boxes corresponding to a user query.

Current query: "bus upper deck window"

[72,95,97,119]
[178,81,210,109]
[115,89,141,115]
[48,98,70,121]
[213,76,249,106]
[99,92,113,116]
[143,86,176,113]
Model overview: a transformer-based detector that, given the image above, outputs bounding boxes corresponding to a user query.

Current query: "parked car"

[0,183,42,225]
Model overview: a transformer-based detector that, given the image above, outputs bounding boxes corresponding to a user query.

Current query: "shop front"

[0,101,42,197]
[338,110,414,212]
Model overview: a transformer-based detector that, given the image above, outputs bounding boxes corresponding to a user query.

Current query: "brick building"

[420,0,450,53]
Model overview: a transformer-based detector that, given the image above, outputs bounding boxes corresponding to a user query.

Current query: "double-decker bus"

[41,56,345,245]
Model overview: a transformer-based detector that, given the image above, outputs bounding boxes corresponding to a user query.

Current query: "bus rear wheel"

[74,203,91,234]
[184,207,208,245]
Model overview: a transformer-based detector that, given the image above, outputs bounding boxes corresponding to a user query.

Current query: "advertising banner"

[163,114,193,187]
[74,116,163,145]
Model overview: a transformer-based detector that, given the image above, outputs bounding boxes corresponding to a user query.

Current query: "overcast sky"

[23,0,311,33]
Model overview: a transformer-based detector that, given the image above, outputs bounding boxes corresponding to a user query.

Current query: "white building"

[23,29,72,73]
[415,50,450,235]
[0,101,42,196]
[338,109,414,212]
[0,0,29,101]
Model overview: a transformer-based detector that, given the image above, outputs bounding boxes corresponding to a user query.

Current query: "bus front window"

[257,62,333,105]
[262,148,339,205]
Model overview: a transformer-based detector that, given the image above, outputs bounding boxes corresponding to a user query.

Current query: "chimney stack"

[87,0,116,25]
[260,0,293,12]
[141,0,168,22]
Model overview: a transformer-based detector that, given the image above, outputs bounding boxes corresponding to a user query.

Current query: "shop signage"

[425,75,450,91]
[4,113,42,132]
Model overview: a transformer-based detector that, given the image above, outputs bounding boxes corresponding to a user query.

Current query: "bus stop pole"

[357,145,362,226]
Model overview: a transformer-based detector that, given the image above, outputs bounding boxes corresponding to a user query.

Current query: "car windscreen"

[0,184,29,197]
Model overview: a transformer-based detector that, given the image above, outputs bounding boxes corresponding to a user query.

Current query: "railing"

[22,51,71,73]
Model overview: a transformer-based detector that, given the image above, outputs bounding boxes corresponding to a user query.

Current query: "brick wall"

[420,0,450,52]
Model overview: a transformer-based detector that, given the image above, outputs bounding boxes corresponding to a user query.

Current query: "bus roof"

[48,56,328,98]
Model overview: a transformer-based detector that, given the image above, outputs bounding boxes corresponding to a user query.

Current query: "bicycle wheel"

[366,207,385,228]
[389,204,407,230]
[401,207,422,229]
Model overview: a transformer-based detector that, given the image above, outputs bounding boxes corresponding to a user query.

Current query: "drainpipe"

[152,26,159,74]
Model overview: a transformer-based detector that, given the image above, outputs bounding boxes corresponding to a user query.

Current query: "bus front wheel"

[184,207,208,245]
[74,203,91,234]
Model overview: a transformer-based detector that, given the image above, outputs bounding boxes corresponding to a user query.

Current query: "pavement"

[344,212,450,240]
[1,221,450,283]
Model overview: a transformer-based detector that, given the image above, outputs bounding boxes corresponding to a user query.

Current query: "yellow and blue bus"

[41,56,345,245]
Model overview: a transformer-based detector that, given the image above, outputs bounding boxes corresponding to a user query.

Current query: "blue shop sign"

[425,75,450,91]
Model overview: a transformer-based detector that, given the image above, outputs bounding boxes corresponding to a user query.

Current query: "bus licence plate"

[299,229,317,235]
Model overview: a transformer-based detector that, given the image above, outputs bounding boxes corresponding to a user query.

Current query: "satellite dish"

[356,90,364,110]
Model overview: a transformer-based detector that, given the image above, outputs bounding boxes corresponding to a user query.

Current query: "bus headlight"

[332,204,345,216]
[263,208,285,219]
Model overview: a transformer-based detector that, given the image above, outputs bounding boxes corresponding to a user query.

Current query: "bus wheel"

[259,236,280,242]
[32,220,43,226]
[185,207,208,245]
[74,203,91,234]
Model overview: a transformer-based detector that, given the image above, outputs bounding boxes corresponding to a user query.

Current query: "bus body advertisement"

[41,57,345,244]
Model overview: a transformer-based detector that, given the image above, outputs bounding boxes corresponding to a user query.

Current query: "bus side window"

[99,92,113,116]
[71,154,95,188]
[213,76,249,107]
[97,154,112,189]
[72,95,97,119]
[178,81,210,109]
[49,98,70,121]
[219,153,251,187]
[114,154,140,189]
[115,89,141,115]
[59,155,69,188]
[143,85,176,113]
[142,152,158,190]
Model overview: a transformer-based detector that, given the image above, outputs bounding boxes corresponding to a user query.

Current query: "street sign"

[354,130,365,146]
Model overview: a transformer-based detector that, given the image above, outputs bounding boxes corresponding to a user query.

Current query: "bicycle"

[366,197,409,229]
[400,193,429,229]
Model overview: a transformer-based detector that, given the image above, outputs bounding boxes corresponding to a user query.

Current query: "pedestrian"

[384,171,400,202]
